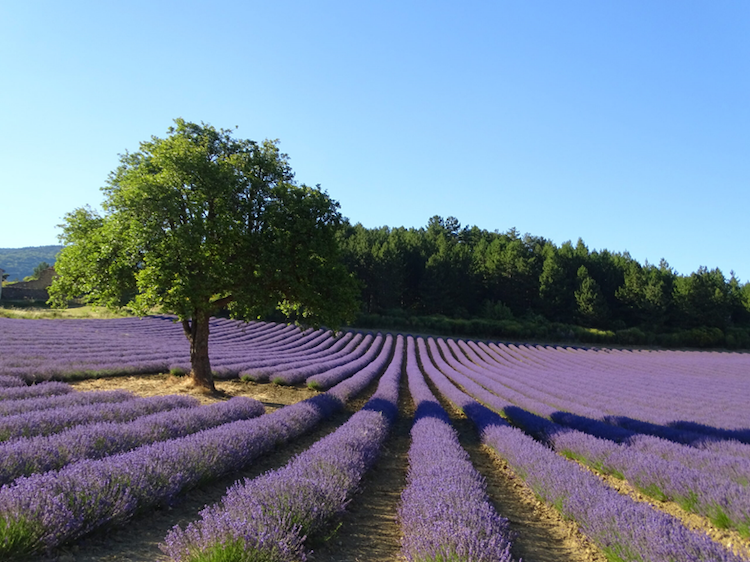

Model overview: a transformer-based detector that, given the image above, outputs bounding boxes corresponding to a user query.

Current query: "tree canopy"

[50,119,359,390]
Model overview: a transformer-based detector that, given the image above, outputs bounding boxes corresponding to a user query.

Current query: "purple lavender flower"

[0,382,73,401]
[399,336,515,562]
[0,389,135,418]
[416,335,748,562]
[0,331,392,558]
[0,394,198,442]
[0,396,264,485]
[0,376,25,388]
[161,335,404,562]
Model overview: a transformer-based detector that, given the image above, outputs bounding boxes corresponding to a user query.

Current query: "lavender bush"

[399,336,515,562]
[0,389,135,418]
[0,376,24,388]
[0,396,264,486]
[0,394,198,442]
[161,334,404,562]
[417,336,748,562]
[0,335,398,558]
[0,381,73,401]
[305,333,389,390]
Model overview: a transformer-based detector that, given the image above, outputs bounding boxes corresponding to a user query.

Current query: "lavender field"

[0,315,749,561]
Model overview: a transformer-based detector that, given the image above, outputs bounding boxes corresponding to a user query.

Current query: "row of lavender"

[162,337,519,561]
[2,315,748,560]
[399,337,514,561]
[0,316,385,387]
[1,315,522,560]
[0,331,398,558]
[478,341,750,433]
[427,336,750,537]
[160,330,748,561]
[414,335,749,562]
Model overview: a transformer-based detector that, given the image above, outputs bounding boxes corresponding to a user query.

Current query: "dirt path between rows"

[452,413,607,562]
[47,375,373,562]
[44,373,613,562]
[309,368,414,562]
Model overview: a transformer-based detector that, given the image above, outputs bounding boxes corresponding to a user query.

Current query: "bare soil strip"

[449,412,609,562]
[418,370,608,562]
[67,373,324,410]
[310,371,415,561]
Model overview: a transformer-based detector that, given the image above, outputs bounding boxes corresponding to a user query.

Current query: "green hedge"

[352,312,750,350]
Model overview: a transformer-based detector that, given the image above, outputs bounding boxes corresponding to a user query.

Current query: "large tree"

[49,119,359,391]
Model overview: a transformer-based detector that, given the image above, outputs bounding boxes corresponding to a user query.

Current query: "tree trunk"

[182,311,215,392]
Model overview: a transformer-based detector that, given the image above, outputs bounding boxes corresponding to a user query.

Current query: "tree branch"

[210,294,235,311]
[181,319,192,342]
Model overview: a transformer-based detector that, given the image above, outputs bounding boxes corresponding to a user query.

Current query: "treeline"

[339,216,750,349]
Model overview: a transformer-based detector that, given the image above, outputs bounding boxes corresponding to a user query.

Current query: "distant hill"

[0,246,63,281]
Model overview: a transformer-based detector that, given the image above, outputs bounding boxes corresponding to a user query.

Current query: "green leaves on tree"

[50,119,359,390]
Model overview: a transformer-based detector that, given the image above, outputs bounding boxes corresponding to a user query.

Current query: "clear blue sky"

[2,1,748,280]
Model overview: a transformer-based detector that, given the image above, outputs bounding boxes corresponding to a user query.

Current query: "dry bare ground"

[34,371,731,562]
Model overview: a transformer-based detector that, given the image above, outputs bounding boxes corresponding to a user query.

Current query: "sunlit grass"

[0,302,134,319]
